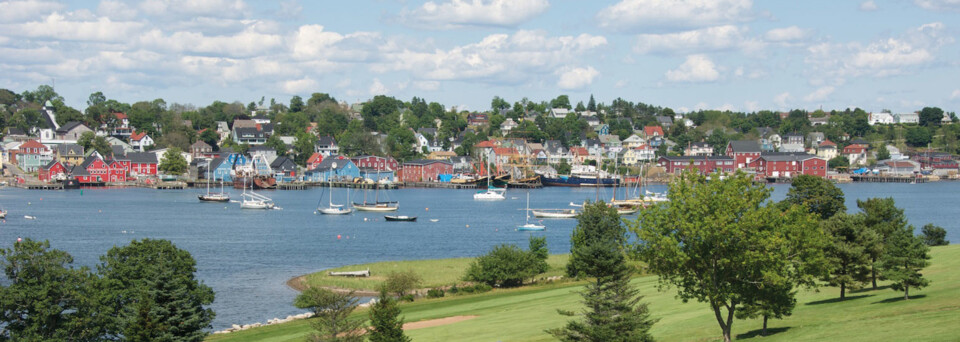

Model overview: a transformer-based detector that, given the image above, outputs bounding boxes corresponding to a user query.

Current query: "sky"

[1,0,959,114]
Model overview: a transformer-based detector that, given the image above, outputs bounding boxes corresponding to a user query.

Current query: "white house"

[868,112,896,125]
[622,134,645,148]
[130,131,154,152]
[549,108,571,118]
[895,113,919,124]
[500,118,518,133]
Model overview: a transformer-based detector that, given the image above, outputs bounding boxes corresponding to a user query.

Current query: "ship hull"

[540,175,620,187]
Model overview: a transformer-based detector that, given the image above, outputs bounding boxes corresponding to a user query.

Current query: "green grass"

[291,254,571,291]
[211,245,960,342]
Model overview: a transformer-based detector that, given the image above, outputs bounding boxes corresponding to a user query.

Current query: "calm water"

[0,182,957,329]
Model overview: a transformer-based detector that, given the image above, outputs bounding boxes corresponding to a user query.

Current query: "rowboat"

[384,215,417,222]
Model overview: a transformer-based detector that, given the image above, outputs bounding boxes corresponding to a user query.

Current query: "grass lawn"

[290,254,571,291]
[210,245,960,342]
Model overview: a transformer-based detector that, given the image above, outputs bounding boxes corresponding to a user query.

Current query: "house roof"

[130,131,148,141]
[270,156,297,171]
[475,140,497,148]
[234,127,269,139]
[5,127,26,136]
[56,121,89,134]
[56,143,84,155]
[308,155,354,172]
[70,164,90,176]
[191,140,212,150]
[43,159,61,169]
[758,153,820,162]
[307,152,323,164]
[127,152,157,164]
[112,112,127,120]
[402,159,453,166]
[19,139,46,150]
[819,140,837,147]
[884,161,916,168]
[317,135,337,147]
[248,145,275,152]
[727,140,761,153]
[643,126,664,136]
[569,147,588,155]
[659,155,734,161]
[492,147,519,155]
[80,155,102,169]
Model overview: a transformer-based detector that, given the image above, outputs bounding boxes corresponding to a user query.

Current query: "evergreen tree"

[876,144,891,160]
[821,213,878,299]
[858,198,907,289]
[567,201,625,279]
[920,224,949,246]
[782,174,846,219]
[880,227,931,300]
[367,290,410,342]
[587,94,597,112]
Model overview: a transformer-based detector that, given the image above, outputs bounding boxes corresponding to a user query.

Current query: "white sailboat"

[198,162,230,202]
[353,182,398,212]
[318,162,352,215]
[517,192,545,231]
[474,158,506,200]
[240,178,274,209]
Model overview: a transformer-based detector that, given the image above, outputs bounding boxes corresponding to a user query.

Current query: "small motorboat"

[24,215,36,220]
[384,215,417,222]
[429,219,439,222]
[517,223,546,231]
[569,202,583,207]
[0,210,6,219]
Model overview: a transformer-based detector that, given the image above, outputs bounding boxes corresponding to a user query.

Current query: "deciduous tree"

[921,224,949,246]
[383,270,422,298]
[294,287,364,342]
[159,147,188,175]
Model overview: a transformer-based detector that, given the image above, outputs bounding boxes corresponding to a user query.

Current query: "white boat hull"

[531,210,578,219]
[517,224,546,231]
[473,192,506,200]
[241,201,274,209]
[319,207,353,215]
[353,204,399,212]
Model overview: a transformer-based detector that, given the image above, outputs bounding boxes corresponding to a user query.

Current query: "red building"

[750,154,827,178]
[38,160,67,182]
[726,140,762,169]
[350,155,399,171]
[398,159,454,182]
[657,156,735,175]
[128,152,158,176]
[78,156,111,183]
[306,152,323,170]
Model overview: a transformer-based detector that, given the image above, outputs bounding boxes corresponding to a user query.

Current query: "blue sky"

[1,0,958,114]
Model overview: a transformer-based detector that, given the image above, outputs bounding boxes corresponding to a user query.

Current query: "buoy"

[425,207,429,211]
[364,217,368,221]
[17,237,22,242]
[466,224,470,228]
[495,229,499,232]
[28,202,31,205]
[337,234,342,240]
[98,210,102,213]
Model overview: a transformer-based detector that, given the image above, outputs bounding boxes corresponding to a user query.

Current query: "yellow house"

[56,143,85,166]
[427,151,457,160]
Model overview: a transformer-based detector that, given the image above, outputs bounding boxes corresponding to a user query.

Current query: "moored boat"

[384,215,417,222]
[518,192,545,231]
[531,209,578,219]
[198,193,230,202]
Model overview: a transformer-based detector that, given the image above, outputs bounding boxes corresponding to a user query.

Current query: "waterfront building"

[38,160,67,182]
[351,155,398,171]
[248,145,277,161]
[657,155,735,175]
[130,131,154,151]
[55,143,84,165]
[684,142,714,156]
[127,152,159,176]
[726,140,762,169]
[876,160,921,174]
[306,152,324,170]
[817,140,838,161]
[16,140,53,172]
[270,156,298,180]
[208,153,248,182]
[359,168,395,182]
[843,143,869,166]
[305,155,360,182]
[750,153,827,178]
[398,159,453,182]
[623,145,655,166]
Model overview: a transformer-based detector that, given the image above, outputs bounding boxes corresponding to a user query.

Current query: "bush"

[463,237,549,287]
[921,224,949,246]
[399,294,415,302]
[448,285,459,294]
[426,288,445,298]
[384,270,422,297]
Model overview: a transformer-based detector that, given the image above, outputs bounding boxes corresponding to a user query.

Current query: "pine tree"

[821,213,878,299]
[880,228,931,300]
[367,290,410,342]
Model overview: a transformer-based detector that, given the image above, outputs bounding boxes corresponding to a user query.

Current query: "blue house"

[593,124,609,136]
[359,168,395,182]
[208,153,248,181]
[305,155,360,182]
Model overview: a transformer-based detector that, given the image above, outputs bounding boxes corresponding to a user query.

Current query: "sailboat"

[198,163,230,202]
[474,156,506,200]
[240,178,274,209]
[318,165,352,215]
[353,183,398,212]
[517,192,545,231]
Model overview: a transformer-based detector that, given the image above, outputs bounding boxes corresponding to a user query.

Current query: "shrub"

[426,288,445,298]
[384,270,422,297]
[921,224,949,246]
[463,237,548,287]
[399,294,415,302]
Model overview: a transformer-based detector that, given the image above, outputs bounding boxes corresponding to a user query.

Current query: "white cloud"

[413,81,441,91]
[597,0,753,32]
[764,26,809,42]
[860,1,878,11]
[718,103,736,111]
[98,1,138,21]
[282,77,318,94]
[614,79,628,88]
[402,0,549,29]
[665,55,719,82]
[139,23,283,57]
[0,0,63,23]
[5,12,145,42]
[951,89,960,99]
[140,0,249,19]
[914,0,960,11]
[805,22,952,78]
[745,101,759,112]
[804,86,835,102]
[774,92,791,108]
[634,25,763,55]
[369,78,388,95]
[556,66,599,90]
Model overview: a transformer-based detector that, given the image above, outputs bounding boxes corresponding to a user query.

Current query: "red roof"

[843,144,867,153]
[475,140,497,148]
[492,147,518,155]
[885,161,914,168]
[112,112,127,120]
[819,140,837,147]
[131,131,148,141]
[636,144,653,150]
[19,139,46,149]
[569,147,588,155]
[644,126,664,137]
[307,152,323,164]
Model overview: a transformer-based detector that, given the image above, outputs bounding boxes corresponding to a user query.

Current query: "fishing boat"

[384,215,417,222]
[198,165,230,202]
[518,192,545,231]
[318,165,353,215]
[353,184,398,212]
[531,209,578,219]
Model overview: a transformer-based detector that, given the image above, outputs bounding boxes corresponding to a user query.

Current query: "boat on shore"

[384,215,416,222]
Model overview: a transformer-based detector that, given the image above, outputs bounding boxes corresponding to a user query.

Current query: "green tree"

[464,237,549,287]
[199,129,220,151]
[821,213,878,299]
[828,155,849,170]
[159,147,188,175]
[550,95,571,109]
[587,94,597,111]
[782,174,846,219]
[294,132,317,166]
[289,95,304,113]
[550,201,656,342]
[919,107,944,127]
[0,239,107,341]
[307,92,337,107]
[920,224,949,246]
[528,236,549,275]
[631,171,828,342]
[367,290,410,342]
[362,95,403,131]
[383,270,422,298]
[294,287,363,342]
[491,96,509,113]
[905,126,932,147]
[876,144,891,160]
[858,197,908,289]
[97,239,215,341]
[556,159,572,175]
[264,134,288,155]
[880,227,931,300]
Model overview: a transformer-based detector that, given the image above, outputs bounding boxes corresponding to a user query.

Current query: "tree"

[97,239,215,341]
[828,155,849,170]
[782,174,846,219]
[528,236,549,275]
[567,201,625,279]
[821,213,878,299]
[199,129,220,151]
[0,239,106,341]
[905,126,932,147]
[631,171,828,342]
[464,237,549,287]
[294,287,364,342]
[587,94,597,112]
[383,270,422,298]
[307,92,336,107]
[159,147,188,175]
[919,107,944,127]
[294,132,317,166]
[921,224,949,246]
[367,290,410,342]
[880,227,931,300]
[490,96,509,113]
[876,144,891,160]
[289,95,304,113]
[550,201,656,342]
[264,134,287,155]
[550,95,571,109]
[858,197,908,289]
[556,159,572,175]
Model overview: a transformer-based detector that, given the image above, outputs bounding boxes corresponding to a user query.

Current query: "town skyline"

[2,0,959,113]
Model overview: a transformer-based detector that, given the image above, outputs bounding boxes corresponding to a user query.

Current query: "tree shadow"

[873,294,927,304]
[805,294,873,305]
[736,327,791,339]
[852,285,891,293]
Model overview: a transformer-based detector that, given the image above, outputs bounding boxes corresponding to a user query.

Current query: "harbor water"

[0,182,957,330]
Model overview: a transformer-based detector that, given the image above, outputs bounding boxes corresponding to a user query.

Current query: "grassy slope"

[210,245,960,342]
[294,255,570,291]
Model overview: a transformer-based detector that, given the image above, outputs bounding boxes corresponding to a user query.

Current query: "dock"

[153,181,186,189]
[850,175,925,183]
[402,182,478,189]
[19,182,65,190]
